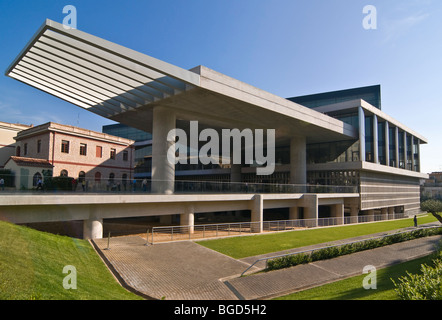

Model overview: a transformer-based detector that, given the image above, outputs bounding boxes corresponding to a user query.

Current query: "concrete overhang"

[307,161,429,179]
[312,99,428,144]
[6,19,356,145]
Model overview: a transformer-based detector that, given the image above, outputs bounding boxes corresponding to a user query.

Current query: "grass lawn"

[197,215,438,259]
[0,220,143,300]
[274,254,436,300]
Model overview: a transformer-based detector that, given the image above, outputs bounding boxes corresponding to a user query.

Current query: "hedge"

[266,227,442,271]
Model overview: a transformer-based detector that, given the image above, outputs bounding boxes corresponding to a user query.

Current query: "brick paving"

[93,225,442,300]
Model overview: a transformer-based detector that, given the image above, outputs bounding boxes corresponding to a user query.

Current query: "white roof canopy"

[5,19,200,119]
[6,19,357,144]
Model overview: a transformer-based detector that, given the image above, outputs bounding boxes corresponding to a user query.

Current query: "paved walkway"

[92,223,442,300]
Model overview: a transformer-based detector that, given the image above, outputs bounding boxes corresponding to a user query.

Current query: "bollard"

[104,232,110,250]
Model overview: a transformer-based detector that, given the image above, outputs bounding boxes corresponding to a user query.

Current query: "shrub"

[265,227,442,272]
[393,247,442,300]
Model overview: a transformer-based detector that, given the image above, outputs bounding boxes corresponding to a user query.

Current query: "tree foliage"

[421,199,442,224]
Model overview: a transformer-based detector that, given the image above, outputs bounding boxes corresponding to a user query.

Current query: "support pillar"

[373,114,378,164]
[152,106,176,194]
[403,131,408,170]
[290,136,306,191]
[330,203,344,225]
[289,206,300,220]
[180,206,194,234]
[301,194,318,227]
[83,218,103,240]
[388,207,395,219]
[251,194,263,233]
[366,209,375,222]
[381,207,388,220]
[349,205,359,224]
[359,107,366,162]
[385,121,390,166]
[395,127,399,168]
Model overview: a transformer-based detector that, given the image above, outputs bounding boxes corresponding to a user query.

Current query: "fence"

[0,175,358,195]
[150,213,407,244]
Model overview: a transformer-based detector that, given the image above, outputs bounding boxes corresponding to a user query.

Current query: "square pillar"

[290,136,306,192]
[373,114,378,164]
[152,106,176,194]
[395,127,399,168]
[301,194,318,227]
[289,206,300,220]
[381,207,388,220]
[358,107,366,162]
[349,205,359,224]
[385,121,390,166]
[331,203,344,225]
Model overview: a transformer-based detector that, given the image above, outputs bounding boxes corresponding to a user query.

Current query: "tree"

[421,199,442,224]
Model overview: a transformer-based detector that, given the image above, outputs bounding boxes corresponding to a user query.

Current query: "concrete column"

[290,136,306,191]
[366,209,375,222]
[289,206,300,220]
[301,194,318,227]
[388,207,395,219]
[358,107,366,162]
[180,206,194,234]
[381,207,388,220]
[395,127,399,168]
[349,205,359,224]
[416,139,420,172]
[403,131,408,170]
[331,204,344,225]
[373,114,378,164]
[385,121,390,166]
[411,136,415,171]
[83,218,103,240]
[251,194,263,233]
[152,106,176,194]
[230,164,242,192]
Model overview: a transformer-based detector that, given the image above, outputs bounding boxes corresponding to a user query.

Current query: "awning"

[5,19,200,119]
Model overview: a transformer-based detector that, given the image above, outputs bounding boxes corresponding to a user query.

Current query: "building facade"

[0,121,31,168]
[10,122,134,190]
[3,20,430,238]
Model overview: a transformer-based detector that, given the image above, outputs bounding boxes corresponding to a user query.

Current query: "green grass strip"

[197,215,438,259]
[0,220,142,300]
[274,254,437,300]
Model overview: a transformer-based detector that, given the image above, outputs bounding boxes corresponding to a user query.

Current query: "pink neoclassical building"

[7,122,134,190]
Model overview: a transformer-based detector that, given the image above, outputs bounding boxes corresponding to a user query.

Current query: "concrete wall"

[360,171,421,214]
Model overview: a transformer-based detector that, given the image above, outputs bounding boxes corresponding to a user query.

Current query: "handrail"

[240,225,442,276]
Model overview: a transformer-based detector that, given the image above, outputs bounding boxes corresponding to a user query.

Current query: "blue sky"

[0,0,441,173]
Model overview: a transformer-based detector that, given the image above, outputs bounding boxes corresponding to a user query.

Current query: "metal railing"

[0,175,358,195]
[150,213,407,244]
[240,225,442,276]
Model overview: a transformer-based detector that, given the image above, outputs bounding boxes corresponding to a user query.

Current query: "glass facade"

[388,126,396,167]
[377,121,386,165]
[365,116,373,162]
[103,123,152,141]
[398,130,405,169]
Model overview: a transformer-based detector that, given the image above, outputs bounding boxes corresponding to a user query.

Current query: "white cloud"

[382,12,430,44]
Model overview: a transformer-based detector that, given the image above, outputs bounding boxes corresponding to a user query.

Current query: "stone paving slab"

[228,235,442,300]
[93,237,254,300]
[93,228,442,300]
